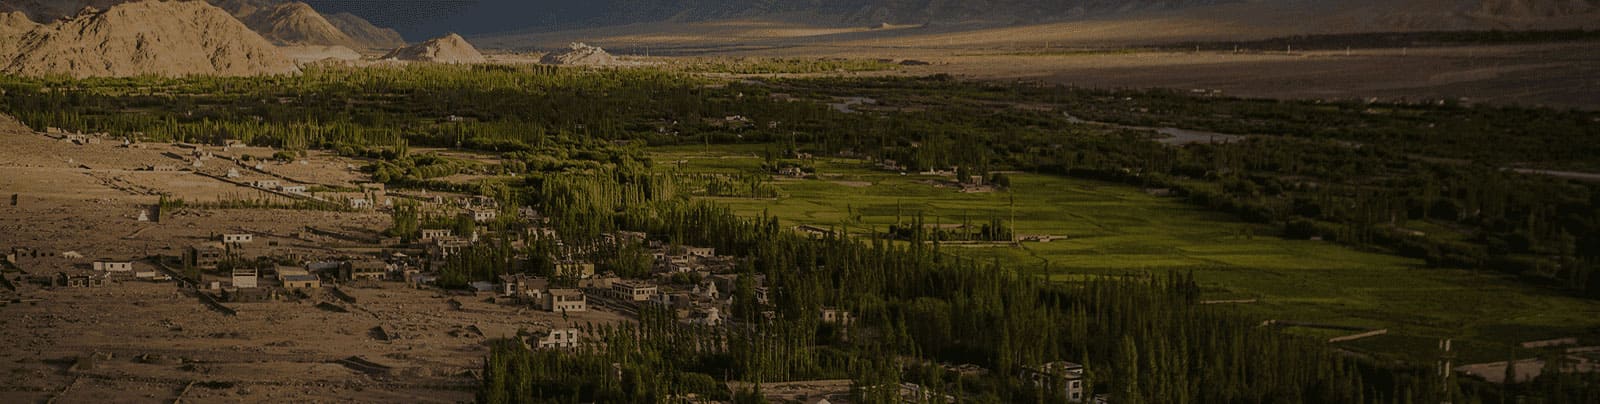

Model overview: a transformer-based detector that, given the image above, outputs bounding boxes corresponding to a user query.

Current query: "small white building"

[222,233,254,244]
[469,208,497,223]
[611,280,657,302]
[531,328,582,350]
[251,180,282,189]
[282,274,321,290]
[544,289,587,313]
[1021,361,1087,402]
[683,247,716,258]
[92,261,133,272]
[280,185,307,194]
[349,198,373,210]
[420,229,453,242]
[134,269,168,281]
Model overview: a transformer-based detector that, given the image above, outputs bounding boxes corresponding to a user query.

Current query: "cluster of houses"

[411,215,787,346]
[206,256,414,302]
[45,127,107,145]
[4,247,174,289]
[242,176,390,211]
[7,179,1114,401]
[650,244,730,274]
[490,261,744,331]
[247,179,308,195]
[185,232,419,302]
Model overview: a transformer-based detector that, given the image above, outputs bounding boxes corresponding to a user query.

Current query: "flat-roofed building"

[611,280,657,302]
[92,261,133,272]
[469,208,498,223]
[1020,361,1086,402]
[190,243,226,268]
[282,274,321,290]
[56,272,111,288]
[498,274,549,299]
[543,289,587,313]
[530,328,581,350]
[232,268,259,289]
[342,259,387,281]
[420,229,453,242]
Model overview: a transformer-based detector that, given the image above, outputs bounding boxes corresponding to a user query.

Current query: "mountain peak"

[382,32,485,64]
[3,0,298,77]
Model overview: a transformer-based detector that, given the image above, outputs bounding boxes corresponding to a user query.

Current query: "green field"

[651,143,1600,364]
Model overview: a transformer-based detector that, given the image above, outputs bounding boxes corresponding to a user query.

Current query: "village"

[0,123,1101,403]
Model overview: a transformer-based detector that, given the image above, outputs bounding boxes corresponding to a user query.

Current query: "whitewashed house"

[92,261,133,273]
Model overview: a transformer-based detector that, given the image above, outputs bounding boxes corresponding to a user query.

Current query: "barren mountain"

[228,1,406,49]
[3,0,298,77]
[324,12,406,49]
[280,44,362,64]
[209,0,275,18]
[540,43,618,66]
[0,0,122,23]
[2,0,407,49]
[208,0,406,48]
[0,11,38,34]
[238,2,357,47]
[382,33,485,64]
[0,11,39,59]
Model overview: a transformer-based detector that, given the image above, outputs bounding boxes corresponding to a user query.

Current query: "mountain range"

[1,1,298,77]
[1,0,405,49]
[564,0,1600,29]
[4,0,1592,46]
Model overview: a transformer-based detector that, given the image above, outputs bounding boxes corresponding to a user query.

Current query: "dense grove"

[4,65,1600,401]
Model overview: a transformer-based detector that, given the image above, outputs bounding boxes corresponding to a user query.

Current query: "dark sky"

[302,0,604,40]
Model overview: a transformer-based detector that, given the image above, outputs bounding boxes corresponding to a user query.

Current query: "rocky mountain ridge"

[1,0,298,77]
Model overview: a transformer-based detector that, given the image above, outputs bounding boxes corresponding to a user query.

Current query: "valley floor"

[484,19,1600,110]
[651,143,1600,365]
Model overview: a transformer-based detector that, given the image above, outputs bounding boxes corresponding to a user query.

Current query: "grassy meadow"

[651,143,1600,364]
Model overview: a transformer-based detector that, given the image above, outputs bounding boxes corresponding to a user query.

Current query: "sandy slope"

[382,33,485,64]
[4,1,297,77]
